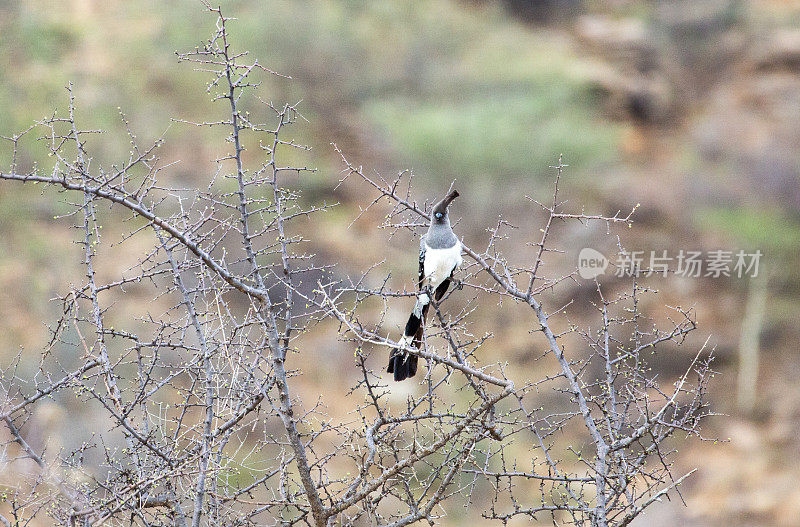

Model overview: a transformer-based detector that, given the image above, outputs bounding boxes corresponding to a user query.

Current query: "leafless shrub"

[0,6,714,527]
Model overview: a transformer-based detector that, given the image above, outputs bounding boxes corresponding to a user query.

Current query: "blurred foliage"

[0,0,620,196]
[695,207,800,254]
[364,86,617,184]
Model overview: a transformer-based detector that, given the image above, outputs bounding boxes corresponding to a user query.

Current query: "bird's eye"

[435,212,442,218]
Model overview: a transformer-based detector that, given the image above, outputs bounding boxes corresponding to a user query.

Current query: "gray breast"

[425,223,458,249]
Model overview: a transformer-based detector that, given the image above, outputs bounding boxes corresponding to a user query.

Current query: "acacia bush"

[0,6,713,526]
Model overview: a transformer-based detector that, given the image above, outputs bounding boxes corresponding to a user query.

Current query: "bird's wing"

[418,234,427,290]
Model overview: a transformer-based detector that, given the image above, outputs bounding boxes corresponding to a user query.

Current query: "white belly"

[423,242,462,289]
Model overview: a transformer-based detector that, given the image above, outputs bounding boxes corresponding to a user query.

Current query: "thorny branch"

[0,5,714,527]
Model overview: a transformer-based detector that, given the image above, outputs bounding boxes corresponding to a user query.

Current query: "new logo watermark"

[578,248,609,279]
[578,248,762,279]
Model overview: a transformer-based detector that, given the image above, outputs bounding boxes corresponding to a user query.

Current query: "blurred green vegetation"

[695,207,800,254]
[250,0,620,187]
[0,0,619,197]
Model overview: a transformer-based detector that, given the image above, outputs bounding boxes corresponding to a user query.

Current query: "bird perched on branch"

[388,189,462,381]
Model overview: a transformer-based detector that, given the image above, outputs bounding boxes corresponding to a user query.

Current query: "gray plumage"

[422,215,458,250]
[388,189,462,381]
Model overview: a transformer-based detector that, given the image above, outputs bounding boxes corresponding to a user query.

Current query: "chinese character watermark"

[578,248,762,279]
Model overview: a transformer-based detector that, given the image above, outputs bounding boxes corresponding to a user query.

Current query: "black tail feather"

[387,352,418,382]
[404,311,424,341]
[407,354,418,377]
[388,278,452,382]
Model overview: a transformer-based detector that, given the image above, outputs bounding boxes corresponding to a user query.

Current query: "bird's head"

[432,189,459,224]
